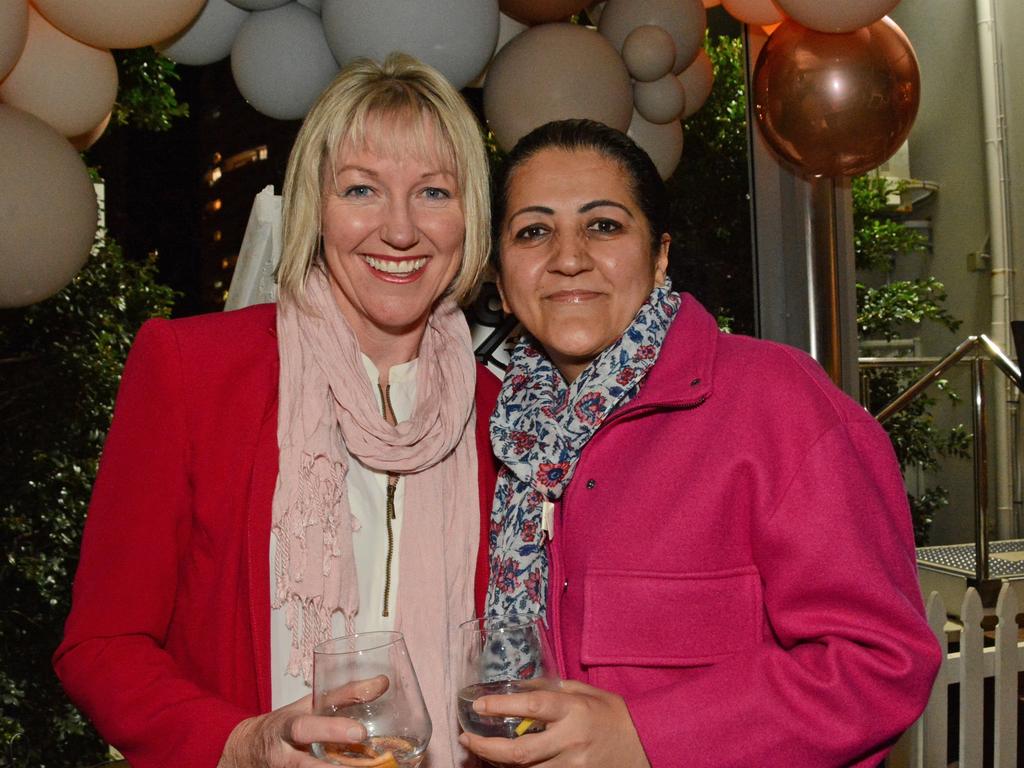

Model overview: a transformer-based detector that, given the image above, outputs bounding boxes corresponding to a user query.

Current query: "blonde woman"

[55,54,498,768]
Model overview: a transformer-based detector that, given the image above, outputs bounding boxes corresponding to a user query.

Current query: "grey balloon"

[633,72,686,124]
[622,24,675,82]
[296,0,322,13]
[0,105,97,307]
[484,23,633,152]
[599,0,706,74]
[321,0,499,90]
[627,109,683,179]
[230,4,339,120]
[226,0,290,10]
[159,0,249,66]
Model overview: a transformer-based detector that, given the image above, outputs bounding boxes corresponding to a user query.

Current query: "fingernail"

[347,726,365,741]
[458,734,469,747]
[472,699,486,714]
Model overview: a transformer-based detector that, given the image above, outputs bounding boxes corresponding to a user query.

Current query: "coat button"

[563,580,569,593]
[586,479,596,489]
[690,377,701,387]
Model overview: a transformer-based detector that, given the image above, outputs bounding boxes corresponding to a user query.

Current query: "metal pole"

[972,357,990,582]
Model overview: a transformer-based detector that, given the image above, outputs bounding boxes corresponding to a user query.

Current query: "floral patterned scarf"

[486,281,681,617]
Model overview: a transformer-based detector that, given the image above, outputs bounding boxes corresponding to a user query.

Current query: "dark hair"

[490,119,669,270]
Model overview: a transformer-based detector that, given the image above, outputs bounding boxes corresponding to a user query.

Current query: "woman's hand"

[219,676,388,767]
[458,679,651,768]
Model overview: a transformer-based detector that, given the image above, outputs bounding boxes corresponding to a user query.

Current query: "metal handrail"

[864,334,1021,585]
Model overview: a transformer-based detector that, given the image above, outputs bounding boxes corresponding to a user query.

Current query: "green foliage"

[858,278,962,341]
[0,236,175,767]
[852,176,930,273]
[112,48,189,132]
[668,35,754,334]
[855,175,966,545]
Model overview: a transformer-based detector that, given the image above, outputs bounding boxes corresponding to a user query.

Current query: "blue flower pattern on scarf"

[486,282,681,618]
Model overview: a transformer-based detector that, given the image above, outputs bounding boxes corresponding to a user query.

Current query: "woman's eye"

[342,185,373,198]
[421,187,451,201]
[588,218,622,234]
[513,224,548,241]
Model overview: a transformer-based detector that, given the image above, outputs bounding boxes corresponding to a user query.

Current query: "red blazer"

[53,304,500,768]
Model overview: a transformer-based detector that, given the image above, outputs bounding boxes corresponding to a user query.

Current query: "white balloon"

[159,0,249,66]
[0,105,98,307]
[598,0,706,74]
[225,0,289,9]
[230,4,339,120]
[627,109,683,179]
[678,48,713,118]
[322,0,500,90]
[0,0,29,81]
[773,0,899,33]
[468,12,528,88]
[634,73,686,124]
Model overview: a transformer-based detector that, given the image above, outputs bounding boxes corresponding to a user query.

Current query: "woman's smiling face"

[497,147,669,382]
[320,115,464,349]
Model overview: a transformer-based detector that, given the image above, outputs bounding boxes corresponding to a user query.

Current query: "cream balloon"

[0,0,29,81]
[773,0,899,34]
[627,109,683,179]
[69,111,111,151]
[230,3,339,121]
[159,0,249,66]
[225,0,289,9]
[721,0,784,26]
[0,105,98,307]
[678,48,713,118]
[322,0,500,91]
[634,73,686,124]
[0,8,117,138]
[598,0,706,74]
[622,25,676,83]
[32,0,205,49]
[484,23,632,152]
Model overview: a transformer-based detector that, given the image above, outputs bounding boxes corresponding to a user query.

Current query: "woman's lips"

[362,254,429,283]
[545,289,603,303]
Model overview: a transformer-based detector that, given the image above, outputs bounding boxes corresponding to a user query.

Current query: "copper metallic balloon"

[752,16,920,177]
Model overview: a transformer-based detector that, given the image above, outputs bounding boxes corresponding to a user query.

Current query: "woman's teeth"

[364,256,427,274]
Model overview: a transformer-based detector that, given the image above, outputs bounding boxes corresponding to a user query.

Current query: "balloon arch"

[0,0,918,307]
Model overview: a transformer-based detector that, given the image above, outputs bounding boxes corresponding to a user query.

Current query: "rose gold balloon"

[752,16,920,177]
[500,0,589,25]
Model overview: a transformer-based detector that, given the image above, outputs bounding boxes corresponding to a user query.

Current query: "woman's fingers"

[473,688,567,721]
[459,729,556,767]
[319,673,390,709]
[289,713,367,748]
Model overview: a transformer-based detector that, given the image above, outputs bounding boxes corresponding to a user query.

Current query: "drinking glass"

[455,614,558,740]
[312,631,431,768]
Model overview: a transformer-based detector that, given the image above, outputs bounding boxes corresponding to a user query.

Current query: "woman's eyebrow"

[508,205,555,221]
[579,199,634,218]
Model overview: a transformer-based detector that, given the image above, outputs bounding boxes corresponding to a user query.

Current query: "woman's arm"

[53,320,251,768]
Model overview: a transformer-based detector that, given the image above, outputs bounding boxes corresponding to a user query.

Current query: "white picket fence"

[889,582,1024,768]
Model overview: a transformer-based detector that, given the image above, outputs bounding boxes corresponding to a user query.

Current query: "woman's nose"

[548,232,592,275]
[380,200,419,250]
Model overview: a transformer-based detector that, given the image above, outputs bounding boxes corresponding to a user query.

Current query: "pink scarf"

[273,266,479,766]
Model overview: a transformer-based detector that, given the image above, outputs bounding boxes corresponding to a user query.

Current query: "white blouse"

[269,355,418,709]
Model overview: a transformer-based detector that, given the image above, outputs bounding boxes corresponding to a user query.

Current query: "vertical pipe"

[976,0,1016,537]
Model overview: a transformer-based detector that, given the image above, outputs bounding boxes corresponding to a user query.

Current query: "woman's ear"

[654,233,670,285]
[496,275,512,316]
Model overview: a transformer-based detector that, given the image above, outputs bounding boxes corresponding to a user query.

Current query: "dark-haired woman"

[461,120,941,768]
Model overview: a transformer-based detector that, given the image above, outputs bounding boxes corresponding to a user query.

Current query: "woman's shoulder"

[135,303,277,359]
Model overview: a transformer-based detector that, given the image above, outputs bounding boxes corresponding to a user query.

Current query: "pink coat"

[543,295,941,767]
[53,304,499,768]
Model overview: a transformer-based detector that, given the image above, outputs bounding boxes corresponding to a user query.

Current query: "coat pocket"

[580,566,763,668]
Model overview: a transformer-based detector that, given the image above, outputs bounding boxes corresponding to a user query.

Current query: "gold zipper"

[378,382,398,618]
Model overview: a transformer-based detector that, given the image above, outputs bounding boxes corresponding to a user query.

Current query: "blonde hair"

[277,53,490,306]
